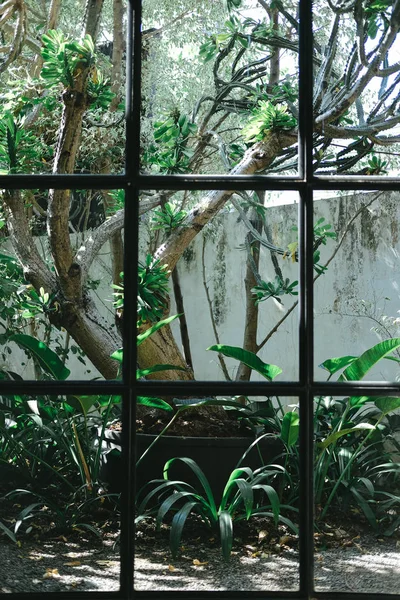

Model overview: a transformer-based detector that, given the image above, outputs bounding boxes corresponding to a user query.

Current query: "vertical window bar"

[119,0,137,597]
[298,0,314,182]
[298,0,314,596]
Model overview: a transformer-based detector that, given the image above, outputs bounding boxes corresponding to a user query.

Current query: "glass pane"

[0,189,124,380]
[137,190,299,381]
[313,1,400,177]
[134,394,300,592]
[0,394,121,592]
[0,1,126,174]
[314,190,400,382]
[141,1,299,175]
[314,394,400,594]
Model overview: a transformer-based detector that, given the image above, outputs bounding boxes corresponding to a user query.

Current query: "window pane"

[137,190,299,381]
[0,188,124,380]
[134,394,300,592]
[313,1,400,177]
[141,1,299,175]
[314,190,400,382]
[0,394,121,593]
[314,394,400,594]
[0,1,126,175]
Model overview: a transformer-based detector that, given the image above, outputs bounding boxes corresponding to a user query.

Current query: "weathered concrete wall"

[2,191,399,385]
[170,190,400,383]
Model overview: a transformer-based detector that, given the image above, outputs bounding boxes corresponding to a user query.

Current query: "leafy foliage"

[144,112,197,174]
[252,276,298,305]
[138,255,170,325]
[208,340,400,532]
[152,202,187,232]
[41,30,96,89]
[136,457,297,560]
[0,113,43,174]
[242,101,297,143]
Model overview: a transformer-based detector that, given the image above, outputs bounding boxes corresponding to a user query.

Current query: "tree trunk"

[137,322,194,381]
[142,132,296,378]
[236,209,262,384]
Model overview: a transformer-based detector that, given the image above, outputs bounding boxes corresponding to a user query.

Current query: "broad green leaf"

[207,345,282,381]
[280,412,299,447]
[137,397,173,412]
[137,314,181,346]
[110,348,123,363]
[375,397,400,416]
[318,423,375,449]
[9,334,70,380]
[349,395,371,408]
[66,395,98,416]
[137,364,187,378]
[339,338,400,381]
[319,355,357,375]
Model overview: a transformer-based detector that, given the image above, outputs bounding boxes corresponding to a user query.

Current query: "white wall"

[2,191,400,384]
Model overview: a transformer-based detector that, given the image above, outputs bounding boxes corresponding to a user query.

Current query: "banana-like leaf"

[207,344,282,381]
[317,423,375,449]
[9,334,70,380]
[319,355,357,375]
[280,412,299,447]
[66,395,99,416]
[137,397,173,412]
[339,338,400,381]
[375,397,400,416]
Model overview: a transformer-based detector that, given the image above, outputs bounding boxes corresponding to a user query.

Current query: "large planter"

[100,431,283,502]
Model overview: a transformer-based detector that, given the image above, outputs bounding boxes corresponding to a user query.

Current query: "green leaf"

[207,345,282,381]
[110,348,123,363]
[137,364,187,378]
[221,478,253,519]
[253,484,280,526]
[280,412,299,447]
[137,397,173,412]
[0,520,17,543]
[163,457,217,519]
[170,501,199,558]
[318,423,375,449]
[375,397,400,416]
[65,395,98,416]
[9,334,70,380]
[339,338,400,381]
[319,355,357,375]
[137,315,181,346]
[219,510,233,561]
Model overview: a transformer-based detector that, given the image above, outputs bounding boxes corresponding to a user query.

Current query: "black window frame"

[1,0,400,599]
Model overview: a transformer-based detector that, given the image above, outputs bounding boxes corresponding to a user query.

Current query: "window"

[1,0,400,598]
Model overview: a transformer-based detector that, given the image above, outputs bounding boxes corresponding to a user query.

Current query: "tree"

[0,0,399,380]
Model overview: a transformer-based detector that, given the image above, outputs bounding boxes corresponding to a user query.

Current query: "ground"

[1,515,399,593]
